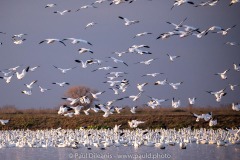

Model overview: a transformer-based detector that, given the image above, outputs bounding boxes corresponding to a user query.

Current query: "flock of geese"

[0,127,239,149]
[0,0,240,147]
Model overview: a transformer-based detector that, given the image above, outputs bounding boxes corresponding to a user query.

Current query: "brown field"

[0,105,239,130]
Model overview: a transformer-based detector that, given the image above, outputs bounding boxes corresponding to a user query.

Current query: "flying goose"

[107,57,128,66]
[225,42,240,46]
[75,59,96,68]
[154,79,168,85]
[53,65,77,74]
[62,38,92,45]
[169,82,183,90]
[233,63,240,71]
[172,98,181,108]
[157,31,179,40]
[45,3,56,8]
[110,0,128,5]
[21,90,32,96]
[147,96,168,105]
[230,0,240,6]
[57,105,73,115]
[53,10,71,15]
[166,17,187,30]
[191,112,212,122]
[24,80,37,89]
[85,22,97,29]
[70,105,83,115]
[62,97,80,105]
[133,32,152,38]
[6,65,22,71]
[0,75,14,84]
[0,70,12,77]
[12,33,27,39]
[128,120,144,128]
[127,92,143,101]
[76,5,97,12]
[214,69,230,80]
[13,39,26,45]
[135,58,158,65]
[212,25,236,35]
[92,66,118,72]
[130,106,137,114]
[188,97,196,105]
[64,112,74,117]
[171,0,194,10]
[232,103,240,111]
[83,108,91,115]
[103,80,121,86]
[229,84,239,91]
[78,48,94,54]
[92,0,107,5]
[29,66,40,72]
[142,73,163,77]
[112,51,128,57]
[167,54,180,62]
[207,88,227,102]
[38,85,51,93]
[52,82,70,87]
[118,16,139,26]
[39,39,66,46]
[99,105,114,117]
[128,44,150,52]
[15,66,30,80]
[90,91,105,99]
[0,119,10,125]
[137,83,148,92]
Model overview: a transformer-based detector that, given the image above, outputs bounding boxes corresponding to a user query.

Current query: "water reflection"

[0,144,239,160]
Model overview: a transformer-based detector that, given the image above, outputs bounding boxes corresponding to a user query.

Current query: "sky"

[0,0,240,109]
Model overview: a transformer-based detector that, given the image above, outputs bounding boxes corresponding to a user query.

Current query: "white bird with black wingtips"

[137,83,148,92]
[133,32,152,38]
[53,65,77,74]
[22,90,32,96]
[107,57,128,66]
[53,10,71,15]
[62,38,92,45]
[90,91,106,99]
[52,82,70,87]
[188,97,196,105]
[214,69,230,80]
[15,66,30,80]
[0,119,10,125]
[233,63,240,71]
[154,79,168,85]
[39,39,66,46]
[232,103,240,111]
[75,59,96,68]
[38,85,51,93]
[118,16,139,26]
[142,73,163,77]
[24,80,38,89]
[172,98,181,108]
[167,54,180,62]
[169,82,183,90]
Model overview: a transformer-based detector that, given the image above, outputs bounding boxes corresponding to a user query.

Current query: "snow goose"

[212,25,236,35]
[154,79,168,85]
[135,58,158,65]
[128,120,144,128]
[64,112,74,117]
[15,66,30,80]
[137,83,148,92]
[76,5,97,12]
[188,97,196,105]
[92,66,118,72]
[209,119,217,127]
[45,4,56,8]
[90,91,105,99]
[83,108,91,115]
[75,59,96,68]
[107,57,128,66]
[107,71,127,77]
[172,98,181,108]
[103,80,121,86]
[13,39,26,45]
[127,92,143,101]
[12,33,27,39]
[52,82,70,87]
[142,73,163,77]
[214,69,230,80]
[110,0,128,5]
[157,31,178,40]
[118,16,139,26]
[133,32,152,38]
[92,0,107,5]
[58,105,73,114]
[61,97,80,105]
[115,106,124,113]
[230,0,240,6]
[130,106,137,114]
[229,84,239,91]
[29,66,40,72]
[112,51,128,57]
[62,38,92,45]
[207,88,227,102]
[99,105,114,117]
[78,48,94,54]
[128,44,150,52]
[53,65,77,74]
[21,90,32,96]
[0,119,10,125]
[85,22,97,29]
[233,63,240,71]
[70,105,83,115]
[232,103,240,111]
[147,96,168,105]
[39,39,66,46]
[225,42,240,46]
[38,85,51,93]
[0,70,12,77]
[168,82,183,90]
[53,10,71,15]
[167,54,180,62]
[166,17,187,30]
[109,87,119,95]
[171,0,194,10]
[24,80,37,89]
[0,75,14,84]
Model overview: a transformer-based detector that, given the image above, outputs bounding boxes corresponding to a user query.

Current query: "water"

[0,144,239,160]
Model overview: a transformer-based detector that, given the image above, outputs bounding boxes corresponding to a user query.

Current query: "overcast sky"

[0,0,239,109]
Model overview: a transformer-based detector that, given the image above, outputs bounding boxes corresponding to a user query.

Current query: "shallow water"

[0,144,239,160]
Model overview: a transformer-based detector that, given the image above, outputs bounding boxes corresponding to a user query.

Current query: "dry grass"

[0,105,239,130]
